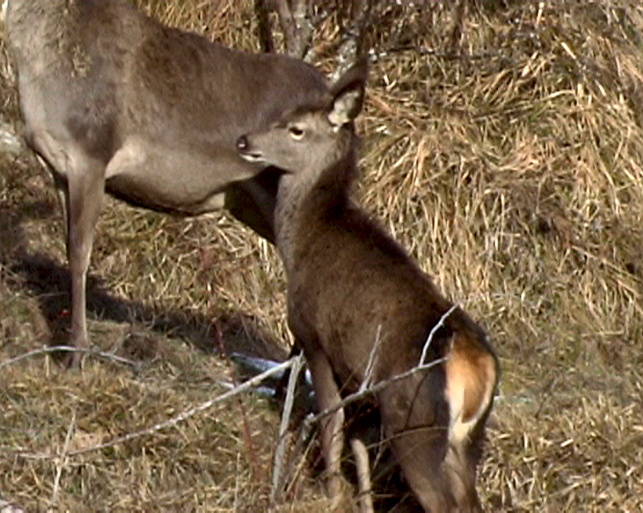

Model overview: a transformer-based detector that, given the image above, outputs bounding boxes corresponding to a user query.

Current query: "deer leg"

[49,170,69,240]
[63,159,106,368]
[442,442,483,513]
[350,437,374,513]
[305,348,345,507]
[439,407,491,513]
[378,375,456,513]
[36,155,70,239]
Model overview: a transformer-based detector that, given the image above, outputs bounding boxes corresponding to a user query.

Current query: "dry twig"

[10,358,296,460]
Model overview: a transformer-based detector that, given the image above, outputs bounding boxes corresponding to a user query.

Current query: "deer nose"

[236,135,248,151]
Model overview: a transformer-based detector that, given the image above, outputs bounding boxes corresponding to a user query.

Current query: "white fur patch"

[328,89,361,127]
[445,349,496,446]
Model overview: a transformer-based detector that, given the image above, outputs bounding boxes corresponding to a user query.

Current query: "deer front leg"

[62,158,106,368]
[305,347,345,508]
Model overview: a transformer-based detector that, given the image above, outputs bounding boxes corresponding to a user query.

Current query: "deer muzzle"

[236,135,263,163]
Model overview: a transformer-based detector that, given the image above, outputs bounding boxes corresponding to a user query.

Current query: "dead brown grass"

[1,0,643,511]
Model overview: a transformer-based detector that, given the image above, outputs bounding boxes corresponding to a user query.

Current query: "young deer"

[237,61,499,512]
[5,0,328,367]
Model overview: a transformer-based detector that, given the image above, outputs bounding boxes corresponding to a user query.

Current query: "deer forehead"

[283,109,331,129]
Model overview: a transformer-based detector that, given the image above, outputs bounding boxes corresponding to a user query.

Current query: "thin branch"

[304,356,448,429]
[369,45,505,64]
[350,437,374,513]
[254,0,274,53]
[419,304,458,366]
[11,358,297,460]
[303,305,458,431]
[51,412,76,506]
[281,418,315,498]
[208,306,260,482]
[0,346,138,371]
[359,324,382,393]
[271,352,305,502]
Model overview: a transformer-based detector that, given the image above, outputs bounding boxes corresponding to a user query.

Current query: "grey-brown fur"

[238,61,499,512]
[5,0,328,366]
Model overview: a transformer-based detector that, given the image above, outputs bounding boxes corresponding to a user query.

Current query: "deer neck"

[275,145,358,272]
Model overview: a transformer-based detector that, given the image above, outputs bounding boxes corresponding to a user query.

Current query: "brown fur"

[6,0,328,366]
[238,61,499,511]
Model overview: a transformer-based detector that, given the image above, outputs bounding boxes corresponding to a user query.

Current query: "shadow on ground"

[0,180,286,365]
[6,253,286,360]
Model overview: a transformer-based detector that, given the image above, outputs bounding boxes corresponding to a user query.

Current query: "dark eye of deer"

[289,125,305,139]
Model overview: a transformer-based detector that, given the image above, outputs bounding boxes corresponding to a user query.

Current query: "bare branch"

[304,355,448,429]
[0,346,138,371]
[10,358,297,460]
[254,0,275,53]
[271,353,305,502]
[350,437,374,513]
[332,0,373,80]
[274,0,314,58]
[419,304,458,366]
[359,324,382,393]
[304,305,459,429]
[51,413,76,507]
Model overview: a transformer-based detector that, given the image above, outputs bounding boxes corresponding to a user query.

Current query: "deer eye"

[288,125,305,140]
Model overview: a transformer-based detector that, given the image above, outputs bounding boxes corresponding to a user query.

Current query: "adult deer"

[5,0,328,367]
[237,60,499,512]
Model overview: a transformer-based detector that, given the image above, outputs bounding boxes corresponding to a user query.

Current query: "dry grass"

[2,0,643,511]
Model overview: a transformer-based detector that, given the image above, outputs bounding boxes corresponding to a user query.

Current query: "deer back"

[6,0,328,217]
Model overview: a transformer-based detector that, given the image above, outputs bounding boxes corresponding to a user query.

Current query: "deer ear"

[327,57,368,128]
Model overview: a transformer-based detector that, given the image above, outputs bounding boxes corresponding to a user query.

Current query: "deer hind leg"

[441,435,484,513]
[378,372,457,513]
[437,401,494,513]
[61,156,106,368]
[305,347,345,508]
